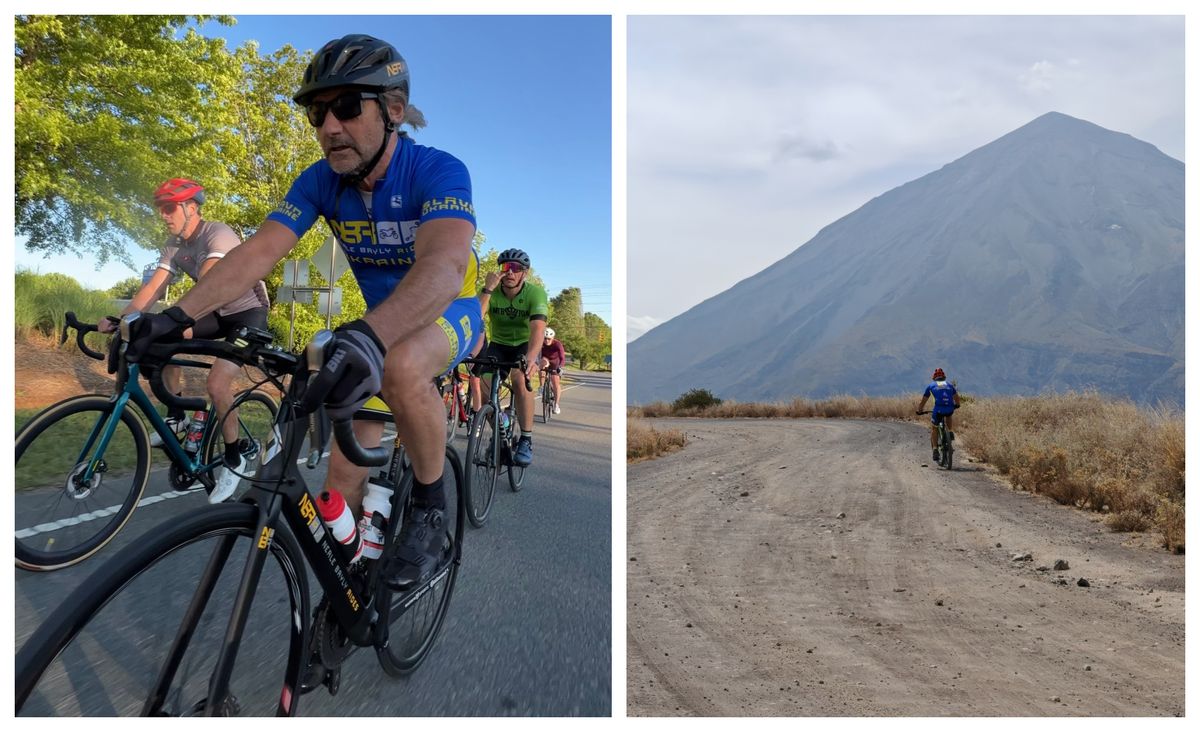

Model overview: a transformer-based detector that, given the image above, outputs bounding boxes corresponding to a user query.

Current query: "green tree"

[549,287,585,354]
[107,276,144,299]
[16,15,240,264]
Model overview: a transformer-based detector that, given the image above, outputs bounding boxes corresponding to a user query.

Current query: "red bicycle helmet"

[153,178,206,206]
[932,368,946,380]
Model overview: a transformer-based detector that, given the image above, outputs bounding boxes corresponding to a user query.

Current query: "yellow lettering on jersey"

[274,201,302,222]
[329,220,374,245]
[422,197,476,217]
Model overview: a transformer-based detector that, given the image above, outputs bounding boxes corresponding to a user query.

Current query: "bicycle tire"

[375,445,463,676]
[201,390,279,490]
[442,383,458,444]
[942,430,953,470]
[463,403,498,528]
[15,394,151,571]
[16,503,310,716]
[541,378,552,423]
[507,428,526,492]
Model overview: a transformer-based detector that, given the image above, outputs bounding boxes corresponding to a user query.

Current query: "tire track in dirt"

[627,419,1184,717]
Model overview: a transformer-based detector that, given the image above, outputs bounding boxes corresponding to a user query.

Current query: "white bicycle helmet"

[545,328,556,339]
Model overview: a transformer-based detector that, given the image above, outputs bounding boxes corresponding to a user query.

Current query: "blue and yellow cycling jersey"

[923,380,958,414]
[267,134,478,309]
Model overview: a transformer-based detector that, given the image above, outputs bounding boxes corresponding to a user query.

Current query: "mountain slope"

[630,112,1184,404]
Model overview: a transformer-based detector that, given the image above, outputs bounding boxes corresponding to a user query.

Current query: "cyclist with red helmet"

[124,34,482,597]
[100,178,269,503]
[916,367,960,463]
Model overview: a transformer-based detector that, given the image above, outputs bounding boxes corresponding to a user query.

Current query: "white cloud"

[627,315,665,342]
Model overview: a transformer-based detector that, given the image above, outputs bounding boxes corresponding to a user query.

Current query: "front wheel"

[15,394,151,571]
[375,445,463,676]
[507,429,526,493]
[463,404,498,528]
[940,429,953,470]
[16,503,310,716]
[541,379,552,423]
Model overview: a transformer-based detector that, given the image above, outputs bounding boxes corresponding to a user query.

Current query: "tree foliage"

[16,15,242,264]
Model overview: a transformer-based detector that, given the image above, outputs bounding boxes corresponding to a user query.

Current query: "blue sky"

[16,15,612,323]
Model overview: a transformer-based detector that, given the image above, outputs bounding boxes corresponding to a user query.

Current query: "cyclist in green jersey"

[475,249,547,466]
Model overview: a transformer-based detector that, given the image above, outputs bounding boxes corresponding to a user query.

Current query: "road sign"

[312,236,350,284]
[316,288,343,317]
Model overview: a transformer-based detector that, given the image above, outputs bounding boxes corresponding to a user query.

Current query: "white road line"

[11,433,398,537]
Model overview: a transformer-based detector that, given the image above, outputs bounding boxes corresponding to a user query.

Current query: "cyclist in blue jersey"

[126,34,482,597]
[916,367,960,463]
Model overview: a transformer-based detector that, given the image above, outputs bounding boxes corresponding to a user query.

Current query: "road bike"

[437,365,471,444]
[14,312,277,571]
[15,317,465,716]
[459,355,530,528]
[917,410,955,470]
[539,367,559,423]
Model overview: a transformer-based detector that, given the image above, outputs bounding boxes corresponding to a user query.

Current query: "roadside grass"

[627,418,687,463]
[959,393,1184,554]
[629,390,1184,552]
[16,269,116,342]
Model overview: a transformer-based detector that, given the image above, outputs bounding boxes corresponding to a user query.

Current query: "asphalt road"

[16,370,611,716]
[628,418,1184,717]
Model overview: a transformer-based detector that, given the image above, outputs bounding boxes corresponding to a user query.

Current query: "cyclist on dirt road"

[125,34,482,594]
[916,367,960,463]
[99,177,270,504]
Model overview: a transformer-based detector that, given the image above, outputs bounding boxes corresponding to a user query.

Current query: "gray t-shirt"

[158,220,269,316]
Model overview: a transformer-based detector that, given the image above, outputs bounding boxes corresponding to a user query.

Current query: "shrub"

[671,388,722,412]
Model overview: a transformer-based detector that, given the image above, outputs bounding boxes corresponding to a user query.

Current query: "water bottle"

[357,477,394,561]
[183,410,208,454]
[498,409,511,434]
[316,489,362,564]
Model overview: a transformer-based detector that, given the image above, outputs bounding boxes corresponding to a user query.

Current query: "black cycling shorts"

[471,340,527,377]
[192,306,269,362]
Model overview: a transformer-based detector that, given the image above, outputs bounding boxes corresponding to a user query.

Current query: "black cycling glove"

[303,319,387,422]
[125,306,195,363]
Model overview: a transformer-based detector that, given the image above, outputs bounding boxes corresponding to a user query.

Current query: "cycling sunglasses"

[501,262,527,273]
[156,202,180,215]
[305,91,380,127]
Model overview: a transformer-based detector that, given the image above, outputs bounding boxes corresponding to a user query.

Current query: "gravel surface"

[627,418,1184,717]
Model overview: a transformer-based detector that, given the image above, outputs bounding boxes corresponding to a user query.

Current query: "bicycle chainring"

[314,598,354,669]
[168,462,198,492]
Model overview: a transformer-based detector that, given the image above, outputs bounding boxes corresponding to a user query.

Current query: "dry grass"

[958,392,1184,553]
[628,390,1184,551]
[629,394,917,420]
[627,418,687,463]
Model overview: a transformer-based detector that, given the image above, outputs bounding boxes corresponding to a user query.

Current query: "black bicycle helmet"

[294,34,409,105]
[497,249,531,269]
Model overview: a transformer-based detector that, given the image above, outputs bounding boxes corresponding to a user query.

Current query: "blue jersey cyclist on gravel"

[125,34,482,600]
[916,367,960,463]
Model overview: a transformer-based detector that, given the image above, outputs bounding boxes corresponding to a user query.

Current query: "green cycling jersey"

[486,282,548,346]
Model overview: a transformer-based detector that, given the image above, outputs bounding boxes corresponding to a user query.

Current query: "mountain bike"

[917,410,954,470]
[15,318,465,716]
[459,355,531,528]
[539,367,558,423]
[14,312,277,571]
[437,366,471,444]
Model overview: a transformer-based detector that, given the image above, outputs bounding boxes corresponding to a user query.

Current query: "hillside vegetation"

[629,390,1184,553]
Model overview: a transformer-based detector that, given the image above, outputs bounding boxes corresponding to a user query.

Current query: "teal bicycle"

[14,312,277,571]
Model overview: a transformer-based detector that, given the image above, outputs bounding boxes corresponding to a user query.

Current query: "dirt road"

[627,419,1184,716]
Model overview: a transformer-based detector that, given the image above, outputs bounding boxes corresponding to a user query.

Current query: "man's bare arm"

[362,218,475,348]
[176,221,298,319]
